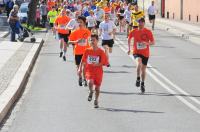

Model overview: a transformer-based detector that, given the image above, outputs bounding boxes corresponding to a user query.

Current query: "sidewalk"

[0,26,10,38]
[0,35,45,123]
[154,18,200,45]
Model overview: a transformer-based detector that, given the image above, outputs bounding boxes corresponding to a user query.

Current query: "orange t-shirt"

[82,47,107,76]
[128,28,154,57]
[55,15,71,34]
[47,1,55,11]
[69,28,91,55]
[104,7,111,13]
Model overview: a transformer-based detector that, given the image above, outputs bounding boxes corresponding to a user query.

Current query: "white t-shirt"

[66,19,79,30]
[148,5,156,15]
[75,4,82,11]
[124,9,132,23]
[99,20,116,40]
[94,9,105,22]
[86,16,96,27]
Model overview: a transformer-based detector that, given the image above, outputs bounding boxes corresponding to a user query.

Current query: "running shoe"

[63,56,66,61]
[83,79,88,87]
[135,79,140,87]
[88,92,93,101]
[94,100,99,108]
[79,77,82,86]
[141,82,145,93]
[60,52,63,57]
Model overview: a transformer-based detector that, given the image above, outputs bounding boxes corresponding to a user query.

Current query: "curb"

[0,38,44,123]
[0,31,9,38]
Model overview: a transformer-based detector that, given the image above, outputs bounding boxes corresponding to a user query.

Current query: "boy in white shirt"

[99,13,117,67]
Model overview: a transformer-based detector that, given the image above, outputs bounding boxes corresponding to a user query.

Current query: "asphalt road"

[1,24,200,132]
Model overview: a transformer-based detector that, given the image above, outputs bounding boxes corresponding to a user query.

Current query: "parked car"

[18,2,28,23]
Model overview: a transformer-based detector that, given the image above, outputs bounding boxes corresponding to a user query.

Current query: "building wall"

[165,0,181,20]
[183,0,200,22]
[165,0,200,23]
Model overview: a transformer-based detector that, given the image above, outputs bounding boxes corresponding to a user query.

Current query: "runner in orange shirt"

[47,0,56,11]
[128,18,155,93]
[54,9,71,61]
[69,16,91,87]
[78,34,107,108]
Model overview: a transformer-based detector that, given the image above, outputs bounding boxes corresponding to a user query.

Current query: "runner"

[54,9,71,61]
[94,4,105,34]
[128,18,155,93]
[66,11,80,31]
[148,1,156,30]
[69,16,91,87]
[78,34,107,108]
[99,13,117,67]
[86,10,97,31]
[131,4,144,29]
[124,3,132,37]
[47,6,58,37]
[117,3,125,32]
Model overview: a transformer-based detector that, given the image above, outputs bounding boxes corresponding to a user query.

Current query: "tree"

[27,0,39,27]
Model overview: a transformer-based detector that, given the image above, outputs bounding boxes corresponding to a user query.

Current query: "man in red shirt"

[78,34,107,108]
[128,18,155,93]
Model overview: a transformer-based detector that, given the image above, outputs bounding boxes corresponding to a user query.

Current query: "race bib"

[59,25,66,29]
[78,39,87,46]
[87,55,100,64]
[137,42,147,50]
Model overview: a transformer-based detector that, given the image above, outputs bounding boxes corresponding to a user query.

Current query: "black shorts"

[50,23,54,27]
[102,39,114,48]
[149,15,155,20]
[87,26,95,31]
[133,54,149,65]
[96,21,101,28]
[119,16,124,20]
[75,54,83,66]
[58,33,70,43]
[133,26,138,29]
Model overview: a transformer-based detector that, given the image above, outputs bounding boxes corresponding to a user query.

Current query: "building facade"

[138,0,200,23]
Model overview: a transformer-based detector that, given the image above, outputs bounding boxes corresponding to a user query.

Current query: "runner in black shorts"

[99,13,117,67]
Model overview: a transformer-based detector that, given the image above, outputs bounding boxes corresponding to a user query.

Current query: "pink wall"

[165,0,180,20]
[183,0,200,22]
[165,0,200,23]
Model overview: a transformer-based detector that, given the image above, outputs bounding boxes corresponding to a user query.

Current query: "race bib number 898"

[87,55,100,64]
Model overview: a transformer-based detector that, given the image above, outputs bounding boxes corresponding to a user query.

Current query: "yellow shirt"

[131,11,145,27]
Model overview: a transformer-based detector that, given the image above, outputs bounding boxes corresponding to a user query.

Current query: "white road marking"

[116,38,200,115]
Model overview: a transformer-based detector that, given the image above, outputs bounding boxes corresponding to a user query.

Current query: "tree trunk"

[27,0,38,28]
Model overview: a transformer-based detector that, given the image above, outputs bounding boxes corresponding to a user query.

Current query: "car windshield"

[20,5,28,13]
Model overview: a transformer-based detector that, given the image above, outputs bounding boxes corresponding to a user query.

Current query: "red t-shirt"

[82,47,107,76]
[128,28,154,57]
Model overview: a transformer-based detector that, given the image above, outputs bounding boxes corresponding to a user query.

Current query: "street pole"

[143,0,144,12]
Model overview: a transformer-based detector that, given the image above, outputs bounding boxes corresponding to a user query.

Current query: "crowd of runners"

[44,0,156,108]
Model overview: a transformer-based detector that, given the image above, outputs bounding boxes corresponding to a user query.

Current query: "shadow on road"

[98,107,164,114]
[40,52,59,56]
[104,70,130,74]
[100,91,200,98]
[152,45,175,48]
